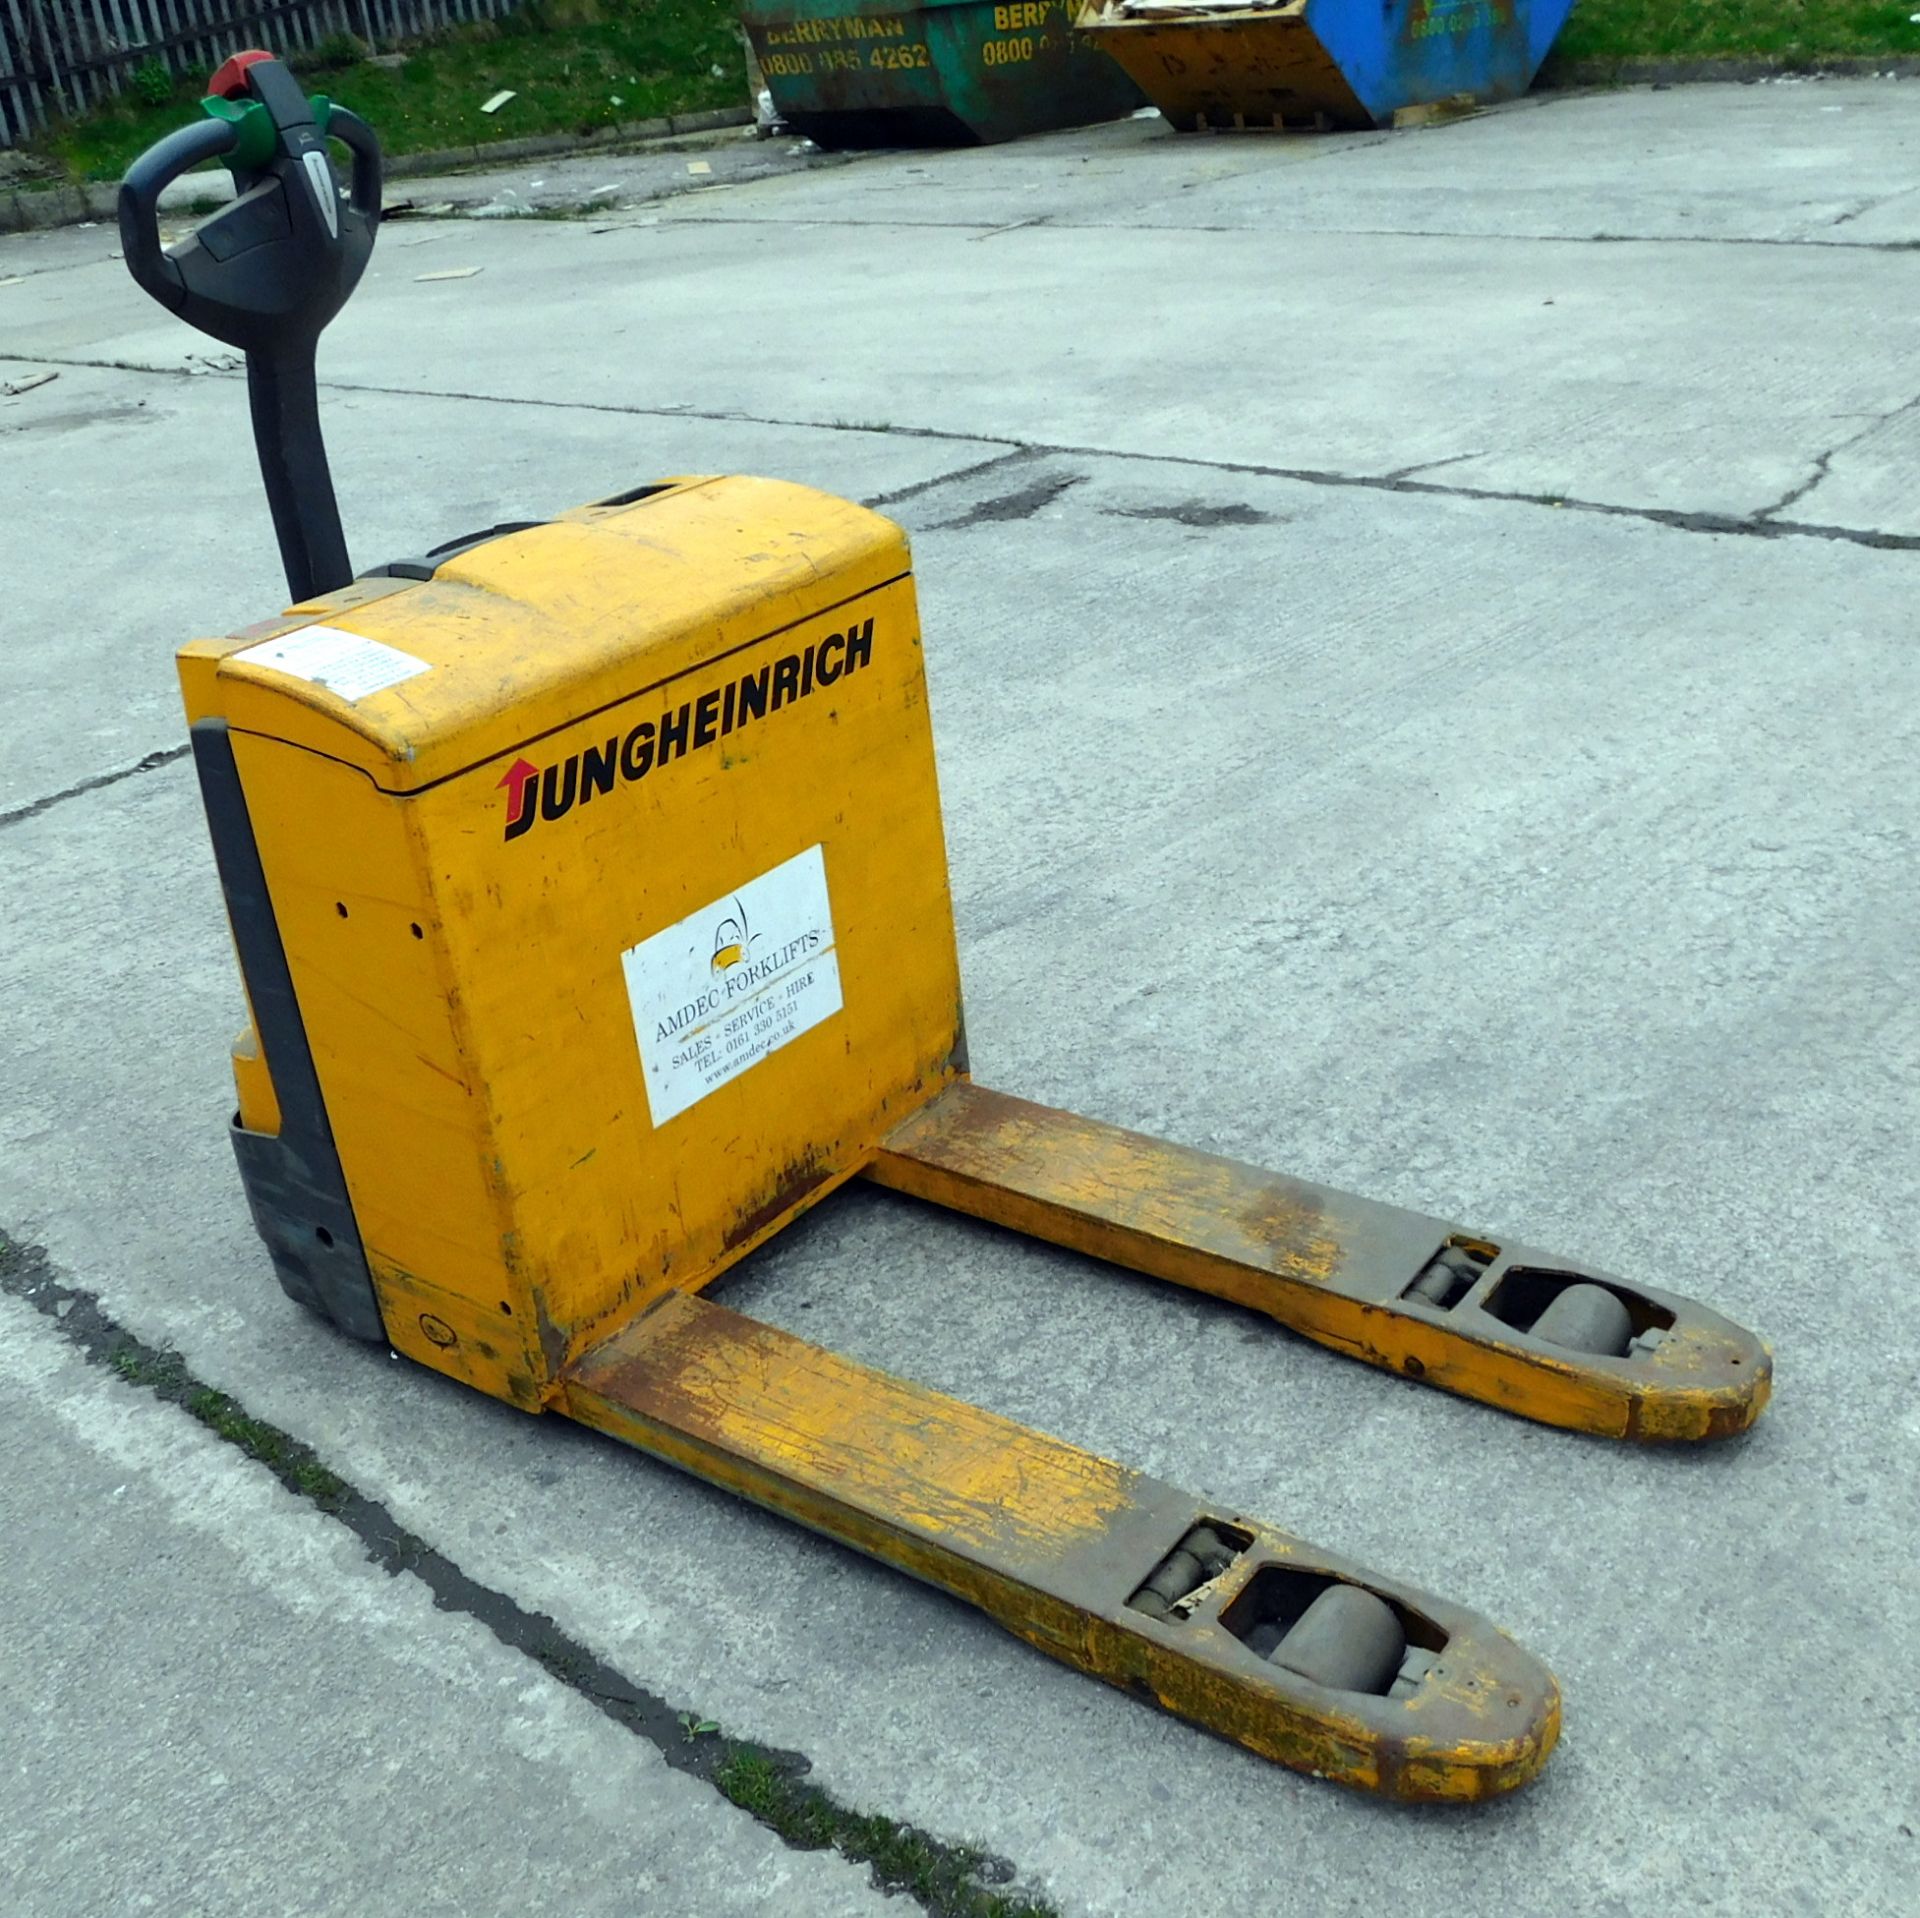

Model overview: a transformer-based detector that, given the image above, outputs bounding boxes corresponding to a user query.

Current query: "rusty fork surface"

[563,1289,1560,1800]
[866,1082,1771,1442]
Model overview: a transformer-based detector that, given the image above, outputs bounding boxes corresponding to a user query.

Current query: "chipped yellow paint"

[872,1083,1771,1441]
[569,1291,1135,1557]
[181,478,964,1403]
[1389,1691,1564,1802]
[220,729,530,1399]
[229,1024,281,1136]
[566,1293,1561,1801]
[874,1083,1346,1288]
[178,480,909,790]
[1632,1324,1774,1439]
[373,1250,548,1407]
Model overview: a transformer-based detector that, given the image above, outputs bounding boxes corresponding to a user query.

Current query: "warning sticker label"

[236,625,431,702]
[622,844,843,1127]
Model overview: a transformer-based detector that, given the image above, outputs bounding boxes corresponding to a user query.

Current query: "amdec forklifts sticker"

[622,845,843,1126]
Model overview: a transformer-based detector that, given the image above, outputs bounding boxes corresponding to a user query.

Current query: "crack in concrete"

[1756,448,1838,522]
[0,255,113,285]
[1829,183,1920,230]
[863,447,1035,510]
[235,375,1920,551]
[29,353,1920,556]
[1754,390,1920,521]
[0,1233,1047,1918]
[1574,226,1920,253]
[653,212,1920,254]
[968,217,1048,242]
[262,380,1920,553]
[0,744,190,833]
[1381,450,1488,483]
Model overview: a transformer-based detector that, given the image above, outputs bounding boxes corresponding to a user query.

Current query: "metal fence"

[1,0,520,147]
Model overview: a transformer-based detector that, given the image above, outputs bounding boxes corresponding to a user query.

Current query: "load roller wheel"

[1408,1244,1486,1306]
[1129,1523,1238,1617]
[1531,1282,1633,1357]
[1268,1585,1407,1694]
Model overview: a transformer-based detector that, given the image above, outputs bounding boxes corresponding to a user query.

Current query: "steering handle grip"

[325,106,383,223]
[118,56,381,603]
[118,117,240,312]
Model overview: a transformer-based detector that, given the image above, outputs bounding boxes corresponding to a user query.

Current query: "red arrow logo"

[499,757,540,841]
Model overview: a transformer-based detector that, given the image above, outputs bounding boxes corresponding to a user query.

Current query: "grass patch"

[1555,0,1920,67]
[102,1335,348,1509]
[108,1339,186,1390]
[33,0,744,184]
[186,1384,352,1507]
[29,0,1920,189]
[717,1746,1060,1918]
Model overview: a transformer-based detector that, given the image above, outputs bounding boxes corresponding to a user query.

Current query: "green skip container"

[740,0,1144,146]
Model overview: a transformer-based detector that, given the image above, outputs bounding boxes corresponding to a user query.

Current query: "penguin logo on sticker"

[711,900,756,975]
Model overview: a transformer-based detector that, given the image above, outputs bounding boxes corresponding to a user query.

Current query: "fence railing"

[1,0,520,149]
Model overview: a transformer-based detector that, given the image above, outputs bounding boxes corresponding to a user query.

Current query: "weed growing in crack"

[716,1745,1057,1918]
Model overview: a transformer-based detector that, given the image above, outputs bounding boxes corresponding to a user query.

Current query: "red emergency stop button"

[208,49,275,100]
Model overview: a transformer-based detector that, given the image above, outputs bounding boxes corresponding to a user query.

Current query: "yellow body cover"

[180,476,965,1405]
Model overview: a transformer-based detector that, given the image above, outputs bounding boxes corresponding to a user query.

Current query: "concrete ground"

[4,78,1918,1917]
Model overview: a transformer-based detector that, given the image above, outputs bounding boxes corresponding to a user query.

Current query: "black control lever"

[118,50,382,603]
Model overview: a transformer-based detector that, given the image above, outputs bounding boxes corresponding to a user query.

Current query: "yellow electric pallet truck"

[120,55,1770,1803]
